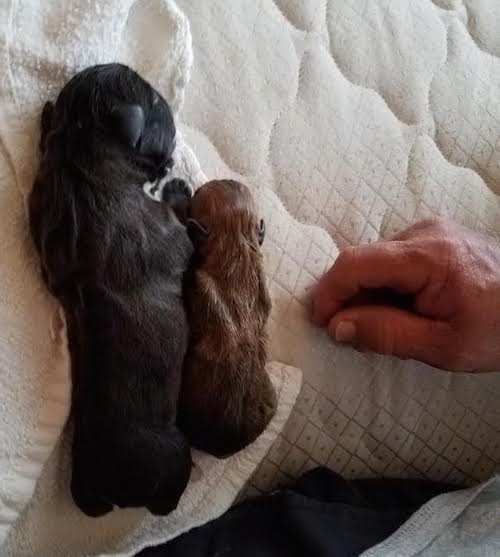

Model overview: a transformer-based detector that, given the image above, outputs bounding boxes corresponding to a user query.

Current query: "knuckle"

[405,232,457,275]
[401,242,424,262]
[397,241,430,269]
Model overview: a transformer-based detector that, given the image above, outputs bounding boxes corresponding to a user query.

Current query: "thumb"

[328,306,455,369]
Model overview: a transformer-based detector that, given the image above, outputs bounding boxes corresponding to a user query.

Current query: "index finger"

[312,241,431,326]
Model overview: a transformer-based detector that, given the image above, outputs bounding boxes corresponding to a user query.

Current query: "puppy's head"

[40,63,176,177]
[30,64,176,294]
[187,180,265,253]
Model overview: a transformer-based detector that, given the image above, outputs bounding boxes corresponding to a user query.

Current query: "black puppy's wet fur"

[29,64,193,517]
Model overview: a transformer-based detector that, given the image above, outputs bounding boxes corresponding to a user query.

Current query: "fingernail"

[335,321,356,343]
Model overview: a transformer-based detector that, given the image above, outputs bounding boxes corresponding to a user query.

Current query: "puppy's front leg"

[162,178,192,223]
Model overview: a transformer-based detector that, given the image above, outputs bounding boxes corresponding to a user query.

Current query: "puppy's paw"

[162,178,191,200]
[71,477,113,517]
[72,488,113,517]
[163,178,192,223]
[146,499,178,516]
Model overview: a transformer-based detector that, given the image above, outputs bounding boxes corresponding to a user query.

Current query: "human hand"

[313,219,500,372]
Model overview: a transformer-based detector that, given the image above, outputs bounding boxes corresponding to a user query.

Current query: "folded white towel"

[0,0,302,554]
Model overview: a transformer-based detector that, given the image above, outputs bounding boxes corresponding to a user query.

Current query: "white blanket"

[0,1,301,555]
[173,0,500,497]
[2,0,500,555]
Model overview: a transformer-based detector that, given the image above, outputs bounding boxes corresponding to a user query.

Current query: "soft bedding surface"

[1,0,500,556]
[0,1,300,555]
[173,0,500,494]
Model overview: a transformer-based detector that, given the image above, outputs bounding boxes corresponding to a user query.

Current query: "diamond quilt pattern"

[176,0,500,494]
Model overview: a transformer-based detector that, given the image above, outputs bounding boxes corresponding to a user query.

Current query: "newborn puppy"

[29,64,193,517]
[179,180,277,457]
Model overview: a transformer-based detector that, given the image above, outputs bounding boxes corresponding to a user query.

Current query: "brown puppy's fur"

[178,180,277,457]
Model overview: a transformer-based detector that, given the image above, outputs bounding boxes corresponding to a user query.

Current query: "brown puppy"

[179,180,277,457]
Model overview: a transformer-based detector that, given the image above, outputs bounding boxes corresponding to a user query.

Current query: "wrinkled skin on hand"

[313,218,500,373]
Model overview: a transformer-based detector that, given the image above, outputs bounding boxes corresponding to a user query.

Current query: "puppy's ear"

[138,101,176,162]
[258,219,265,246]
[187,219,209,245]
[110,104,145,148]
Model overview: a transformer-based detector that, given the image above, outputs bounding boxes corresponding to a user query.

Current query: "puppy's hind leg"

[70,459,113,517]
[71,477,113,517]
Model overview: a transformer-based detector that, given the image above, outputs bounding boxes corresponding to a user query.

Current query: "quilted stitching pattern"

[177,0,500,493]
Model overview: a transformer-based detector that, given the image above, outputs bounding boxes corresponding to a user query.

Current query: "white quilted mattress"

[1,0,500,555]
[176,0,500,492]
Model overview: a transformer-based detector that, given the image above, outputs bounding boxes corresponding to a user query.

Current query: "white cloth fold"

[0,1,302,555]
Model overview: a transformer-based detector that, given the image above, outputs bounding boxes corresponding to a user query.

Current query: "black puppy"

[29,64,193,517]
